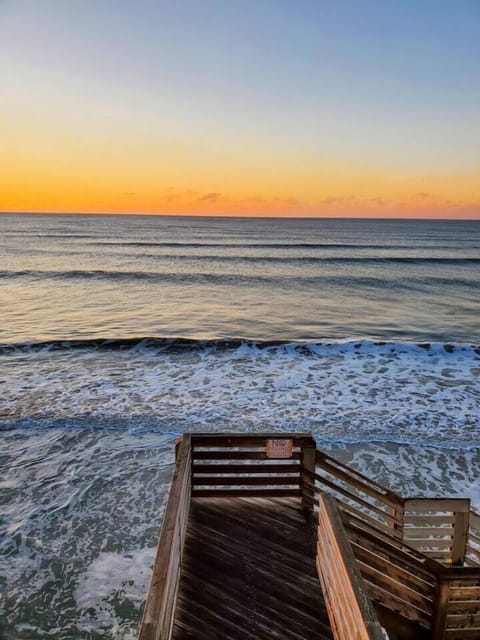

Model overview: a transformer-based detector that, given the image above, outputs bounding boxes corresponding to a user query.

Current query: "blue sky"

[1,0,479,216]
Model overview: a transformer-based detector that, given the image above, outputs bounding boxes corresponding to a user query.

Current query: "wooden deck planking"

[171,496,333,640]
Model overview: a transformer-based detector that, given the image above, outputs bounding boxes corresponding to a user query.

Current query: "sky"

[1,0,479,218]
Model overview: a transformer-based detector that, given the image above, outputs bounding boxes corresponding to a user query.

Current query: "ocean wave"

[1,336,479,355]
[83,240,472,250]
[0,268,478,291]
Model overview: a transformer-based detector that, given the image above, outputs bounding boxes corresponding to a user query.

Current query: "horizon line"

[1,211,480,222]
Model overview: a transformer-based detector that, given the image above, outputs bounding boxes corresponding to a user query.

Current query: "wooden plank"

[355,557,434,611]
[191,433,314,447]
[446,612,480,626]
[337,499,400,537]
[432,578,450,640]
[310,472,399,525]
[342,510,441,578]
[350,540,437,595]
[363,579,432,627]
[192,488,302,497]
[139,435,192,640]
[192,475,302,486]
[192,463,301,474]
[405,516,457,526]
[192,450,303,460]
[470,511,480,529]
[406,539,453,551]
[444,629,480,639]
[447,599,480,613]
[316,493,385,640]
[452,510,470,565]
[302,444,316,510]
[404,498,471,513]
[316,450,403,509]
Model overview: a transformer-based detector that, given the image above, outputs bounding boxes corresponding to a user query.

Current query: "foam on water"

[0,339,479,637]
[0,428,172,639]
[2,339,479,447]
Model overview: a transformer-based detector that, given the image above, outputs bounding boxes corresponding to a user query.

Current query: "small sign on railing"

[266,439,293,459]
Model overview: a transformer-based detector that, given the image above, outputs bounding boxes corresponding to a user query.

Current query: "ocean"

[1,213,479,639]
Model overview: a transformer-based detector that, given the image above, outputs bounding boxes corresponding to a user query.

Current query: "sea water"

[0,214,479,638]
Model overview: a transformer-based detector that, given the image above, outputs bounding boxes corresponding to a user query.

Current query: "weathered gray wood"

[192,487,302,497]
[192,463,301,474]
[301,444,316,509]
[192,450,303,460]
[316,450,404,509]
[192,475,302,486]
[171,496,334,640]
[404,498,471,566]
[138,435,191,640]
[452,509,471,565]
[432,578,450,640]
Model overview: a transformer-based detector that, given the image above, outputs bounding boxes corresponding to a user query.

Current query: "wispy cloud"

[197,192,222,203]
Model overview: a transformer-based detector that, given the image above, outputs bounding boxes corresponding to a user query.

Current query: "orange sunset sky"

[1,1,479,219]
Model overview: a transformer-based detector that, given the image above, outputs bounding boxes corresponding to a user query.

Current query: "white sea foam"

[0,340,479,637]
[1,340,478,447]
[74,547,156,638]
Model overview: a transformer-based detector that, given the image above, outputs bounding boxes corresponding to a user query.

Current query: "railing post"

[301,443,316,510]
[391,500,405,539]
[452,507,470,565]
[174,437,182,462]
[432,577,449,640]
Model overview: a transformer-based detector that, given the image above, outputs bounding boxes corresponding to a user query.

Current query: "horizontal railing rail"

[317,493,386,640]
[439,568,480,639]
[339,501,480,639]
[303,449,405,538]
[403,498,471,566]
[138,435,191,640]
[190,432,314,498]
[341,506,438,638]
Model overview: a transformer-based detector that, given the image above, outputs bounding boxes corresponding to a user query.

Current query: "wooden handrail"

[317,493,386,640]
[138,435,191,640]
[190,432,311,498]
[403,498,471,565]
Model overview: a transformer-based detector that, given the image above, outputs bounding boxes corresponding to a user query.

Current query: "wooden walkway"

[138,433,480,640]
[172,497,333,640]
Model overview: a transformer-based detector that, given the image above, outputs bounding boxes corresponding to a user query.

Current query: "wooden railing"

[439,568,480,639]
[465,511,480,568]
[340,507,438,639]
[138,432,480,640]
[302,449,477,571]
[190,433,313,498]
[338,504,480,640]
[317,493,386,640]
[403,498,471,566]
[138,435,191,640]
[303,449,405,537]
